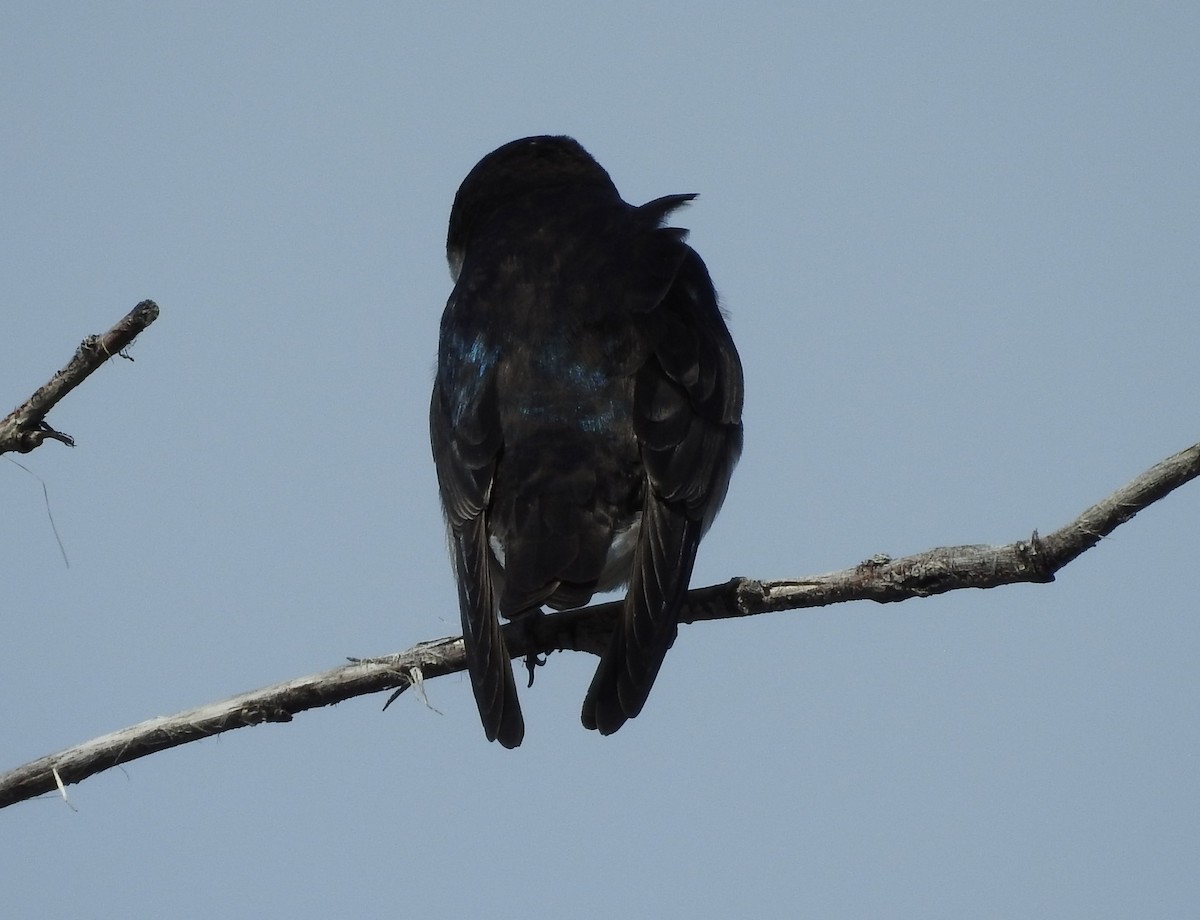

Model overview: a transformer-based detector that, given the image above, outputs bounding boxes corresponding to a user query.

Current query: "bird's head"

[446,135,617,281]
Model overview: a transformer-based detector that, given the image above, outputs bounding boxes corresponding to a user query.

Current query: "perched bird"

[430,135,743,747]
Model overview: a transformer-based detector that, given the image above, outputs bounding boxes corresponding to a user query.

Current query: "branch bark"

[0,300,160,455]
[1,439,1195,809]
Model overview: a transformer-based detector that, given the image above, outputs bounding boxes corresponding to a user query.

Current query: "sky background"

[3,4,1198,918]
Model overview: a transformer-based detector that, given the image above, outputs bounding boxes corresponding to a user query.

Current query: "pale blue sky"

[3,4,1198,918]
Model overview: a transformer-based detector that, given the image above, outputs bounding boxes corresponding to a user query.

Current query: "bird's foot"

[524,651,549,688]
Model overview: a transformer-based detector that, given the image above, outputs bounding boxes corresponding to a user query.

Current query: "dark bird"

[430,136,743,747]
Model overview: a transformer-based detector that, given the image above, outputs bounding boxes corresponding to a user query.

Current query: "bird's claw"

[524,651,548,688]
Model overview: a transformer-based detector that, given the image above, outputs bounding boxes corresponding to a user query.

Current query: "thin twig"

[0,300,160,455]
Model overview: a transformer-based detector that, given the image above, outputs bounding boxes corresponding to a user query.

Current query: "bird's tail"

[581,500,699,735]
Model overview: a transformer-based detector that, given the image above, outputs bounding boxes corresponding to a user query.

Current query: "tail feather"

[581,499,698,734]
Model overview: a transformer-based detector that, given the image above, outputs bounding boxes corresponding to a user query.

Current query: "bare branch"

[0,300,160,455]
[1,439,1196,808]
[0,639,460,810]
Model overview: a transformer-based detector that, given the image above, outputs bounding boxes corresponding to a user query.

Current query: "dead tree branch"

[0,300,160,455]
[1,439,1196,809]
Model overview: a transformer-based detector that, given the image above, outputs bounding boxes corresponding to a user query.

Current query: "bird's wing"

[582,244,744,734]
[430,343,524,748]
